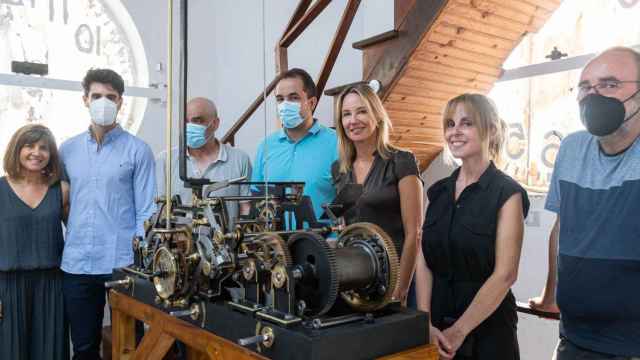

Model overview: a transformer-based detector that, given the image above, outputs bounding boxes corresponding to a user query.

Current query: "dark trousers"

[554,337,640,360]
[63,272,112,360]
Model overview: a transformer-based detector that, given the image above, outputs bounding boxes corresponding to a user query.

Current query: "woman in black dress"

[331,84,423,304]
[0,124,70,360]
[415,94,528,359]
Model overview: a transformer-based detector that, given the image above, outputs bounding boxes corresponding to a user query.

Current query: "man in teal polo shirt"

[252,68,337,222]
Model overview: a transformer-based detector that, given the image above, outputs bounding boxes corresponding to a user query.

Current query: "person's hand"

[429,325,455,359]
[528,293,560,313]
[441,324,467,359]
[391,286,407,307]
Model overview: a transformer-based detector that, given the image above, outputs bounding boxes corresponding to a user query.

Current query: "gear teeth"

[262,233,292,267]
[314,233,338,316]
[337,222,400,312]
[288,232,339,316]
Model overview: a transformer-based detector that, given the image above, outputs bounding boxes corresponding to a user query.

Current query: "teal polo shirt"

[252,120,338,219]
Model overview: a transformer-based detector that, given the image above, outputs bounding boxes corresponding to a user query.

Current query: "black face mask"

[579,90,640,137]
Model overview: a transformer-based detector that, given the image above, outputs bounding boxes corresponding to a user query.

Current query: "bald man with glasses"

[530,46,640,359]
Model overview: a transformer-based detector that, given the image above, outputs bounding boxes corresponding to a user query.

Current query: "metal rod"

[178,0,189,184]
[165,0,174,229]
[0,73,164,100]
[311,314,365,329]
[237,334,268,347]
[104,278,132,290]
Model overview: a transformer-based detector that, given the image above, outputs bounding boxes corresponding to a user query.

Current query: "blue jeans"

[63,272,112,360]
[554,337,640,360]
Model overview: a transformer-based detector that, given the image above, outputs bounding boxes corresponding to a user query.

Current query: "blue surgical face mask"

[277,100,305,129]
[186,122,213,149]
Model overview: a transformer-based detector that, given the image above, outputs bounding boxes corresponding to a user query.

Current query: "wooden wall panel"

[382,0,562,170]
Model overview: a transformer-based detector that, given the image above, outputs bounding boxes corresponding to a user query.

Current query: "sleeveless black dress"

[0,177,69,360]
[422,163,529,360]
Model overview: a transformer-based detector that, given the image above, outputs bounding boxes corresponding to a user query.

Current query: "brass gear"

[337,222,399,312]
[152,246,179,300]
[255,233,292,269]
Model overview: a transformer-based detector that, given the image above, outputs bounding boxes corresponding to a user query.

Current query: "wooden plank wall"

[384,0,562,170]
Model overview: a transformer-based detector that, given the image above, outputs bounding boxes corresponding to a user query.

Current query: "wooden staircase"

[343,0,562,170]
[223,0,563,171]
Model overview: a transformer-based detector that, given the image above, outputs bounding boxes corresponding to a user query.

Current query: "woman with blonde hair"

[0,124,69,360]
[416,94,528,359]
[331,84,423,304]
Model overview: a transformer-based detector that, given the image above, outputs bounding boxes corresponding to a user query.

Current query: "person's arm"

[442,193,524,358]
[529,217,560,313]
[393,175,423,304]
[415,250,454,358]
[239,154,253,215]
[61,180,70,224]
[251,143,264,183]
[134,144,157,237]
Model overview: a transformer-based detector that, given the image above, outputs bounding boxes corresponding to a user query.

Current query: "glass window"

[489,0,640,192]
[0,0,149,175]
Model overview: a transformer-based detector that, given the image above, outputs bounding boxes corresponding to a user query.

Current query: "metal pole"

[165,0,174,229]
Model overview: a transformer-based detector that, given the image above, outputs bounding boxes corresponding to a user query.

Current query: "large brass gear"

[152,246,179,300]
[254,233,292,269]
[337,222,399,312]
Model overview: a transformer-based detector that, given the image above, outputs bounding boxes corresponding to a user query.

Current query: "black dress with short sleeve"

[422,162,529,360]
[331,149,421,253]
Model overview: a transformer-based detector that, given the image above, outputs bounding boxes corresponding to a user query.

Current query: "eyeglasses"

[572,80,640,96]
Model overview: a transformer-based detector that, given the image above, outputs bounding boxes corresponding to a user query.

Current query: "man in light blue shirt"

[60,68,156,359]
[252,68,337,224]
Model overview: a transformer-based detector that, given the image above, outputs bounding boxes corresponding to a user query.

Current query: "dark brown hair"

[82,68,125,97]
[3,124,62,185]
[280,68,317,99]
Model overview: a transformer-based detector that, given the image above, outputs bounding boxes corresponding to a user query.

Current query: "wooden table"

[110,290,438,359]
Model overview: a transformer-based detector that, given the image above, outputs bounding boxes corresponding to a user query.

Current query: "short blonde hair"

[335,85,394,173]
[3,124,61,185]
[441,93,506,162]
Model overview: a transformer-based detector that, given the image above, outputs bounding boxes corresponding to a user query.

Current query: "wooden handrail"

[220,75,281,145]
[276,0,312,74]
[281,0,313,38]
[224,0,362,143]
[314,0,362,107]
[280,0,331,48]
[516,301,560,320]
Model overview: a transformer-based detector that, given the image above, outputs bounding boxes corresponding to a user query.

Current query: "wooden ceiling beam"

[452,0,534,26]
[446,3,530,35]
[433,22,514,50]
[405,61,499,84]
[438,14,523,41]
[412,54,503,78]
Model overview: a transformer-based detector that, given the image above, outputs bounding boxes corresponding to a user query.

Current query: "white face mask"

[89,97,118,126]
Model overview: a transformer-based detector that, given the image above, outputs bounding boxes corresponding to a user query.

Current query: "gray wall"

[123,1,559,358]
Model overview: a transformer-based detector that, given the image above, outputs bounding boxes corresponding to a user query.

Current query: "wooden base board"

[109,290,438,360]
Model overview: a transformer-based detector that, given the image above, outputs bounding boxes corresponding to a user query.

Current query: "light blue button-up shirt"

[252,120,337,219]
[60,125,156,275]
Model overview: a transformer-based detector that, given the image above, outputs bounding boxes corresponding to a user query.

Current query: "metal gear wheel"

[288,232,339,316]
[337,222,399,312]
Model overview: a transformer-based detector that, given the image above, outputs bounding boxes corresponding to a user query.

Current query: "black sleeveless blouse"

[0,177,64,271]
